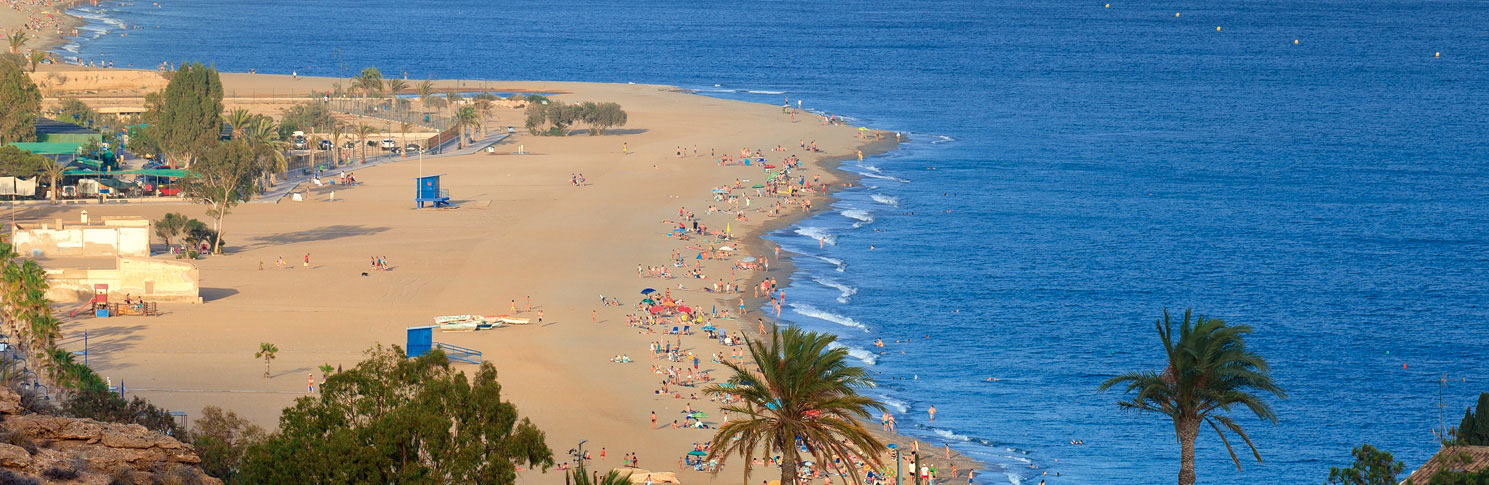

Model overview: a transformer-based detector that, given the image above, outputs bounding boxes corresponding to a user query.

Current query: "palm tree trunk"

[1175,417,1200,485]
[778,447,797,485]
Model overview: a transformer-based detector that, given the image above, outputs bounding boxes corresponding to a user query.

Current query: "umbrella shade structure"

[752,184,765,188]
[701,325,717,331]
[712,188,728,194]
[649,305,667,314]
[678,306,694,314]
[687,450,708,456]
[640,288,657,295]
[741,256,758,262]
[641,298,656,305]
[718,246,735,251]
[689,412,709,418]
[886,443,898,450]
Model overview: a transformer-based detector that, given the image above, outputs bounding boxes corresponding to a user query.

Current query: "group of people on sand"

[569,173,587,186]
[369,256,389,271]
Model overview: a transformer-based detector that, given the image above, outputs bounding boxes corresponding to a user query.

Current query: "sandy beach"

[4,52,984,482]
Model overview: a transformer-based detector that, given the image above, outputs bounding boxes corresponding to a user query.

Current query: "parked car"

[380,138,397,151]
[404,144,421,153]
[343,141,357,149]
[291,131,308,150]
[318,139,333,150]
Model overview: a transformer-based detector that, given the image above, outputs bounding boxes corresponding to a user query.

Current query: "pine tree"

[0,58,41,143]
[144,62,224,167]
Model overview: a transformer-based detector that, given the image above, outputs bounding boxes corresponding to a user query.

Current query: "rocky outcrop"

[0,387,220,484]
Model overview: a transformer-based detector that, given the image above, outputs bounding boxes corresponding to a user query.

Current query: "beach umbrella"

[742,256,757,263]
[719,246,734,251]
[712,188,728,194]
[701,325,717,331]
[687,450,708,456]
[886,443,898,450]
[689,412,709,418]
[641,298,656,305]
[640,288,656,295]
[678,306,694,314]
[649,305,666,314]
[752,184,765,188]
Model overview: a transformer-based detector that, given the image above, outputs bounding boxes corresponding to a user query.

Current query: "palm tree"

[27,50,49,72]
[568,463,632,485]
[6,32,28,54]
[473,99,493,137]
[246,118,289,187]
[415,79,436,120]
[352,124,375,164]
[384,78,408,112]
[40,157,64,203]
[329,122,346,167]
[455,106,479,149]
[226,108,255,141]
[255,342,278,378]
[444,92,463,118]
[1098,309,1287,485]
[397,122,411,156]
[704,326,886,485]
[353,67,384,99]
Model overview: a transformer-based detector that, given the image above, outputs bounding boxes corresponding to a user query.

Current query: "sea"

[58,1,1489,483]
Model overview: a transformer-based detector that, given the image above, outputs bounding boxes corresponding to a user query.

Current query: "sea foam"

[812,256,846,272]
[813,276,858,303]
[794,226,837,245]
[870,194,900,207]
[791,303,868,332]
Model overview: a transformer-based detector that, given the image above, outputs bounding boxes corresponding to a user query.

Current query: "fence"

[324,96,452,132]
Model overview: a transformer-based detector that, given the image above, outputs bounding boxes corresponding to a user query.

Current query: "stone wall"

[46,257,201,304]
[13,218,151,258]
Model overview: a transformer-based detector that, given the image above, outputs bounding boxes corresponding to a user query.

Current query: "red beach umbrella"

[678,306,694,314]
[649,305,667,314]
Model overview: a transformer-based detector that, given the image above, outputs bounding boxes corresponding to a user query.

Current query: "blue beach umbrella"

[701,325,717,331]
[641,288,656,295]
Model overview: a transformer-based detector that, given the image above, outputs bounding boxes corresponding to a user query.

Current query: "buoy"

[1105,3,1109,7]
[1294,39,1299,45]
[1404,363,1408,369]
[1175,12,1180,17]
[1216,26,1221,31]
[1435,52,1441,58]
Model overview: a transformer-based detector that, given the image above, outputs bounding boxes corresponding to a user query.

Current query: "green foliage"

[0,145,47,177]
[239,345,554,484]
[55,98,97,126]
[190,406,266,482]
[183,140,257,254]
[278,101,335,135]
[154,213,189,246]
[1098,309,1286,485]
[1457,393,1489,446]
[353,67,384,98]
[568,462,633,485]
[0,58,41,144]
[1327,443,1405,485]
[1425,468,1489,485]
[524,101,627,136]
[254,342,278,378]
[143,62,224,167]
[62,387,183,437]
[703,326,886,485]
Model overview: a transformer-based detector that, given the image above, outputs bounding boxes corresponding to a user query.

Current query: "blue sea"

[61,1,1489,483]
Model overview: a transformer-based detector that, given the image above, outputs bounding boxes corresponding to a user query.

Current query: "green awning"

[63,169,188,178]
[7,142,84,155]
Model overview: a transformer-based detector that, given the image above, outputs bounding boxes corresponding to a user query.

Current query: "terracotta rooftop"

[1404,446,1489,484]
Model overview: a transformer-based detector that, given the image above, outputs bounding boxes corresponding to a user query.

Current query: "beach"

[5,60,981,482]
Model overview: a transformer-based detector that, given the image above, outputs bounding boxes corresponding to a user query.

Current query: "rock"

[0,443,30,467]
[0,387,21,415]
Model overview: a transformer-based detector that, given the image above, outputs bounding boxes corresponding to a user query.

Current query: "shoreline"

[8,23,996,481]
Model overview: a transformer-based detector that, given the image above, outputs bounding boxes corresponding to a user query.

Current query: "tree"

[1457,393,1489,446]
[26,50,48,73]
[703,326,886,485]
[473,99,493,137]
[353,67,383,99]
[154,212,189,247]
[569,462,632,485]
[1098,309,1287,485]
[329,121,346,167]
[5,32,27,54]
[255,342,279,378]
[225,108,254,140]
[1327,444,1404,485]
[183,140,258,254]
[278,101,334,136]
[0,145,47,177]
[456,106,479,148]
[38,155,63,201]
[415,79,436,119]
[445,92,463,118]
[384,78,408,111]
[245,117,288,187]
[0,58,42,144]
[580,102,627,135]
[63,387,182,437]
[239,345,554,483]
[190,406,266,482]
[353,124,375,164]
[398,122,411,156]
[143,62,224,168]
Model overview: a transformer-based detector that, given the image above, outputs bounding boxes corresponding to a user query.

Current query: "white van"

[380,138,397,151]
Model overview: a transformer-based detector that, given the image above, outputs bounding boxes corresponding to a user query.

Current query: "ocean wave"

[880,396,910,413]
[794,226,837,245]
[841,209,873,223]
[870,194,900,207]
[861,171,910,183]
[813,276,858,303]
[812,256,846,272]
[929,134,957,144]
[791,303,869,332]
[830,342,878,365]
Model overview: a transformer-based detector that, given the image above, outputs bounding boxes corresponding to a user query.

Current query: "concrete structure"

[44,257,202,304]
[11,215,202,303]
[13,216,150,258]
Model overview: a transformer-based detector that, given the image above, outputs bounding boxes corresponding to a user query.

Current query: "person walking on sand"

[304,253,310,269]
[537,310,544,323]
[623,142,628,154]
[651,411,657,429]
[526,296,532,312]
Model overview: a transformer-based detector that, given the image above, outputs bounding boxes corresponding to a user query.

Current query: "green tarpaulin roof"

[62,169,188,177]
[7,142,84,155]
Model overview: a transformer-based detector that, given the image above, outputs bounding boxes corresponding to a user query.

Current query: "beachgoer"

[303,253,310,269]
[929,405,936,422]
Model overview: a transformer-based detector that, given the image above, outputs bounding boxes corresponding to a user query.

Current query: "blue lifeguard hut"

[414,174,457,209]
[406,326,483,364]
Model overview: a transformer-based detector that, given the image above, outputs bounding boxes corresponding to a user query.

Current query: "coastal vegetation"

[254,342,278,378]
[182,140,256,255]
[0,145,48,177]
[1326,444,1404,485]
[1457,393,1489,446]
[142,62,224,168]
[704,326,885,485]
[237,345,553,483]
[0,57,41,144]
[188,406,265,483]
[1099,309,1286,485]
[524,100,627,136]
